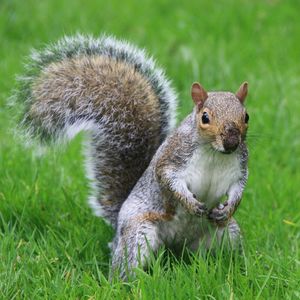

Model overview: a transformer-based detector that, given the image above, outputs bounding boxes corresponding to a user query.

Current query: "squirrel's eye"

[202,112,210,124]
[245,113,249,124]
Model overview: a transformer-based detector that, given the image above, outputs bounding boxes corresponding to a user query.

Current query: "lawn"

[1,0,300,298]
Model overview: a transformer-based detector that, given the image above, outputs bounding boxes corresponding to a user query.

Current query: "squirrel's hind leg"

[226,218,242,249]
[202,218,242,252]
[110,219,162,280]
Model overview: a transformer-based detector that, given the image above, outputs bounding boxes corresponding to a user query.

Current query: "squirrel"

[14,34,249,280]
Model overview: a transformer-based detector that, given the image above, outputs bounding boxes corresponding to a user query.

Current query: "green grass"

[1,0,300,298]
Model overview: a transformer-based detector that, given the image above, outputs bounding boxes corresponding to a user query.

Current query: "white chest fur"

[181,147,242,208]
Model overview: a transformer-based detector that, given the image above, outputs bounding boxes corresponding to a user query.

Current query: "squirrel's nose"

[222,124,240,153]
[223,137,239,153]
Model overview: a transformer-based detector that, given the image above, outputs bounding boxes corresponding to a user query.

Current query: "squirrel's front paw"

[192,201,207,217]
[208,203,231,223]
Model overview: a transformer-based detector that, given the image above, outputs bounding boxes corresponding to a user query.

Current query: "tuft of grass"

[1,0,300,298]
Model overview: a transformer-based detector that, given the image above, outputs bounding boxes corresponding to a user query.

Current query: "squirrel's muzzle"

[222,124,241,154]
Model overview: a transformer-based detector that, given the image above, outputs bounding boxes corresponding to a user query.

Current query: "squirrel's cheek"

[211,136,225,152]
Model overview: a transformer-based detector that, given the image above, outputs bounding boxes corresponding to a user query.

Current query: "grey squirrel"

[14,34,249,279]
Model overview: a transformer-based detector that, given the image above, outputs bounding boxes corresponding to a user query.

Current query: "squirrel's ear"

[236,82,248,104]
[191,82,208,111]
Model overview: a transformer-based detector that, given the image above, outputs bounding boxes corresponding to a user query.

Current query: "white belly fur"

[181,148,242,209]
[160,148,242,248]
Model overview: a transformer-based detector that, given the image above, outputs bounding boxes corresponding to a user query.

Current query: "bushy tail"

[14,34,177,228]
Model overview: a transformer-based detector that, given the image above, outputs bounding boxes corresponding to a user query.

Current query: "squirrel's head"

[191,82,249,154]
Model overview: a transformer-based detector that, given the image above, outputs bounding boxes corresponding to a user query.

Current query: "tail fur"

[14,34,177,228]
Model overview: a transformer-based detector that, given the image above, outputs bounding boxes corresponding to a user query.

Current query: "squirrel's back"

[14,34,177,227]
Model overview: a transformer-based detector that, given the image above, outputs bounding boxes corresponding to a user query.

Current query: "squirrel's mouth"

[211,135,241,154]
[220,148,238,155]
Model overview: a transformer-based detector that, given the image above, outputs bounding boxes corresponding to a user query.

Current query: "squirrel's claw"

[194,201,207,216]
[208,204,231,222]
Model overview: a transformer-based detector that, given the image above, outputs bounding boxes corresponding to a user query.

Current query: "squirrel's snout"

[223,136,240,153]
[221,125,241,153]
